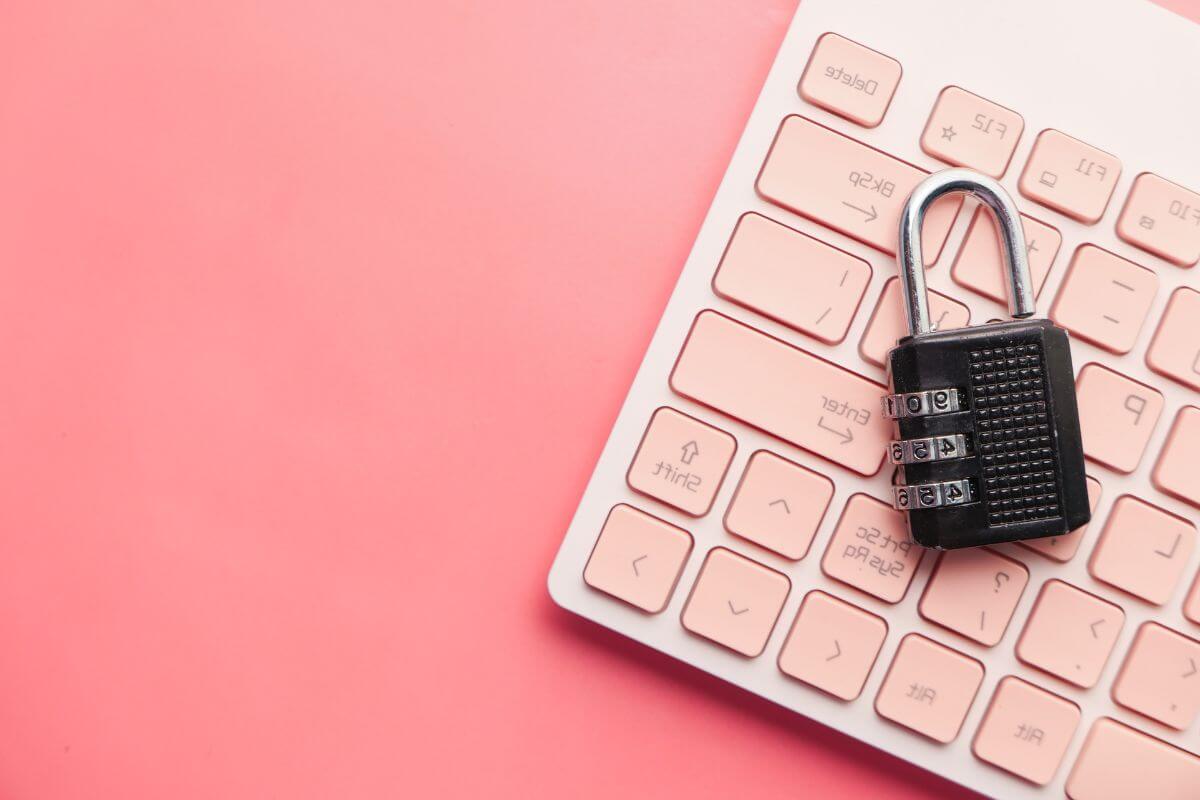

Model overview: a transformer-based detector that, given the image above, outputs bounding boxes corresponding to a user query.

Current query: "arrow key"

[778,590,887,700]
[1113,622,1200,730]
[584,504,693,614]
[725,450,834,560]
[682,547,790,657]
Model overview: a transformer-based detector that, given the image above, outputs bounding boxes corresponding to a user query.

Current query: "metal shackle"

[897,168,1035,337]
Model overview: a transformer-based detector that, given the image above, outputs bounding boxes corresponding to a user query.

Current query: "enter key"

[671,311,889,476]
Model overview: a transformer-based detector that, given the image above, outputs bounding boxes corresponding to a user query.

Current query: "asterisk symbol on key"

[941,125,957,141]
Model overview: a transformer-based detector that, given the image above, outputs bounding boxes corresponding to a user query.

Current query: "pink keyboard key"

[756,115,961,257]
[777,590,887,700]
[1116,173,1200,266]
[1050,245,1159,354]
[1089,495,1195,605]
[1146,287,1200,391]
[583,504,693,613]
[1112,622,1200,730]
[950,207,1060,303]
[1016,579,1124,689]
[797,33,901,128]
[920,86,1024,177]
[626,407,736,516]
[1019,129,1122,224]
[1075,363,1163,474]
[680,547,790,657]
[1154,407,1200,508]
[670,311,890,476]
[859,277,970,368]
[972,676,1081,786]
[724,450,834,560]
[874,634,984,743]
[712,212,871,345]
[821,493,923,604]
[1018,475,1101,562]
[1186,571,1200,627]
[919,548,1029,646]
[1066,718,1200,800]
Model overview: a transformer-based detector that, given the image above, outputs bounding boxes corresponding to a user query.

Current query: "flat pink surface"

[1,2,1196,798]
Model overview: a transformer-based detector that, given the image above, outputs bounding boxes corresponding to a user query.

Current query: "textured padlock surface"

[887,318,1090,549]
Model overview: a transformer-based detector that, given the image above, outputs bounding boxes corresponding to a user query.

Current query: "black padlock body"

[887,318,1090,549]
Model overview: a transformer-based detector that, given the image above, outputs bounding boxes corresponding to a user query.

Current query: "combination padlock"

[883,169,1090,549]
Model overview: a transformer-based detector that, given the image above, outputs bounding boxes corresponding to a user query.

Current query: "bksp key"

[883,169,1090,549]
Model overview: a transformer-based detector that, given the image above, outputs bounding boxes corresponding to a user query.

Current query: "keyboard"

[546,1,1200,797]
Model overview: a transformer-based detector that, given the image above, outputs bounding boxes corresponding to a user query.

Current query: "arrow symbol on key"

[631,555,647,577]
[1090,619,1105,639]
[1155,533,1182,559]
[817,416,853,444]
[728,601,749,616]
[841,201,878,223]
[826,640,842,661]
[1185,658,1197,679]
[769,498,791,514]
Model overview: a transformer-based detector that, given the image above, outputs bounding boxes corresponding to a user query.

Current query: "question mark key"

[919,548,1030,646]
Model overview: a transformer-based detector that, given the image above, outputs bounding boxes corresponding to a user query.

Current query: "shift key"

[757,115,961,257]
[671,310,889,476]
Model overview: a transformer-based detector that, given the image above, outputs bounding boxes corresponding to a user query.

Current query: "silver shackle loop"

[898,168,1035,337]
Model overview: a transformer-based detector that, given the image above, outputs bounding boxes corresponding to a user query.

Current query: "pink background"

[1,2,1196,798]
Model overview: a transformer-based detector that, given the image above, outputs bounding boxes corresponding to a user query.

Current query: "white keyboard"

[548,1,1200,796]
